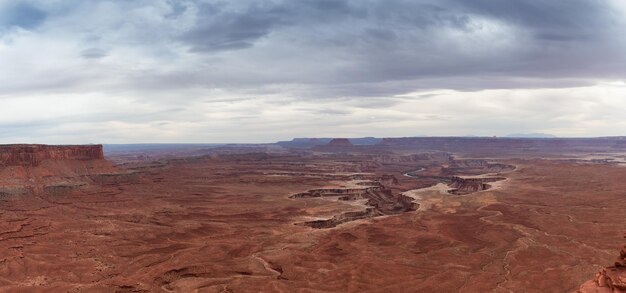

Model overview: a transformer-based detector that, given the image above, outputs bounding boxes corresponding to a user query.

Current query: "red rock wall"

[0,144,104,166]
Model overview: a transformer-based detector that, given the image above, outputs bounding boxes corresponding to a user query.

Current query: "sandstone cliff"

[0,144,137,196]
[0,144,103,166]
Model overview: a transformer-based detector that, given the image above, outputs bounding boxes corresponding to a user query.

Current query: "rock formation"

[447,176,505,195]
[310,138,361,153]
[0,144,103,166]
[576,235,626,293]
[326,138,353,147]
[0,144,138,196]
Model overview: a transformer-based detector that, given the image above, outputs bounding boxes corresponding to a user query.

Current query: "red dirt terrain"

[0,141,625,292]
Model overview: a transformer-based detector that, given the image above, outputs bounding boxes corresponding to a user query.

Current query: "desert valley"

[3,1,626,292]
[0,138,625,292]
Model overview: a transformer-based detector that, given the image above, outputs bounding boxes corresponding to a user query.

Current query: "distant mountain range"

[505,133,557,138]
[276,137,383,147]
[278,134,560,148]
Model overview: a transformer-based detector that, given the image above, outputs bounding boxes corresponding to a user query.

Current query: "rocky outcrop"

[448,176,504,195]
[576,235,626,293]
[0,144,103,166]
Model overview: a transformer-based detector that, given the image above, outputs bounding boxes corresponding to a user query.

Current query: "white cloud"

[0,1,626,143]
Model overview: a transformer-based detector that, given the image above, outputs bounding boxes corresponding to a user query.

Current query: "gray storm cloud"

[0,0,625,143]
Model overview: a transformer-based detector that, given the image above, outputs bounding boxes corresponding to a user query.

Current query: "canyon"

[0,138,624,292]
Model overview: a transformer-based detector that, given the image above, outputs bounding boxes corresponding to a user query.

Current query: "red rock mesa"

[326,138,353,147]
[0,144,128,196]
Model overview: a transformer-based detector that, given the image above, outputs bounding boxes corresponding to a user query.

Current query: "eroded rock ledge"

[0,144,103,166]
[448,176,506,195]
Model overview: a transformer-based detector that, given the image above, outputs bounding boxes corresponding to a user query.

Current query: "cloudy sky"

[1,0,626,143]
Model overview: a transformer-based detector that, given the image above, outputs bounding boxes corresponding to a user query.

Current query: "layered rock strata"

[0,144,138,196]
[0,144,103,166]
[448,176,506,195]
